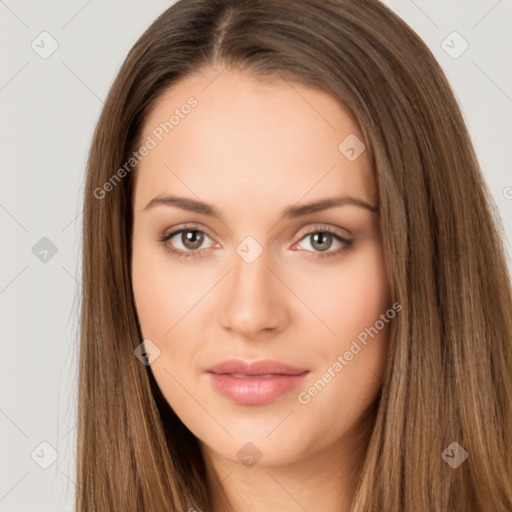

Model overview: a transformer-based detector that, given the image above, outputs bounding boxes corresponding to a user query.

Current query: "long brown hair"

[77,0,512,509]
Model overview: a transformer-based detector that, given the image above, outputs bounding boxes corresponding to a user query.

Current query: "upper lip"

[206,359,309,376]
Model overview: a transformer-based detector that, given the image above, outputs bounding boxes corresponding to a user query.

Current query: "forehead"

[133,67,376,213]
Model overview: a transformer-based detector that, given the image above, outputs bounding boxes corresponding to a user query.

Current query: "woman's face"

[131,67,392,468]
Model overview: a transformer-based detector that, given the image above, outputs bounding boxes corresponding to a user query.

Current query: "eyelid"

[294,222,351,241]
[162,223,220,245]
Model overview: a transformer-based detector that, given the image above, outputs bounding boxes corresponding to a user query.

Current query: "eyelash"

[157,223,353,261]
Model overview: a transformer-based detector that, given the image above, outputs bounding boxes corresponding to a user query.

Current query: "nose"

[218,246,289,339]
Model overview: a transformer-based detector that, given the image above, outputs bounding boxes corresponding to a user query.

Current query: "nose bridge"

[219,238,286,337]
[233,239,271,293]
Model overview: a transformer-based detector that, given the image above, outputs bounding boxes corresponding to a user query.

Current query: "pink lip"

[206,359,310,405]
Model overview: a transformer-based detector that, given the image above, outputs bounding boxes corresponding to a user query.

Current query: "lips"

[207,359,309,376]
[205,359,309,405]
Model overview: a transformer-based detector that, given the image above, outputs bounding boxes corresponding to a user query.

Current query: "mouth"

[205,359,310,406]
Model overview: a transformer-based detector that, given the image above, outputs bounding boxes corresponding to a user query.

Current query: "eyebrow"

[285,196,378,216]
[143,195,378,217]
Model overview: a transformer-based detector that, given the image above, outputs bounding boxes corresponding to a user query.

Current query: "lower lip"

[207,372,309,405]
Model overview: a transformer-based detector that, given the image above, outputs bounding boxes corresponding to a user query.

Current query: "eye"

[158,225,217,260]
[157,224,353,260]
[293,226,353,259]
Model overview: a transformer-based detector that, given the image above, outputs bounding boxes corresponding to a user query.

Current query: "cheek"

[131,241,203,423]
[335,242,390,334]
[293,239,391,347]
[131,235,204,341]
[132,242,168,339]
[333,243,391,381]
[131,236,209,399]
[292,242,391,426]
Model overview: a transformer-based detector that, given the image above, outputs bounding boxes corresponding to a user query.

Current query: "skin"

[131,66,392,512]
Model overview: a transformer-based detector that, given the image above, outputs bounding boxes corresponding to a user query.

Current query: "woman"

[77,0,512,510]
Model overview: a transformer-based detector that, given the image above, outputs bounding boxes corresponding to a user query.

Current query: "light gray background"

[1,1,511,510]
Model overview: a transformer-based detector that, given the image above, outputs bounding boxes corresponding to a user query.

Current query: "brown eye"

[158,227,216,260]
[181,230,204,250]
